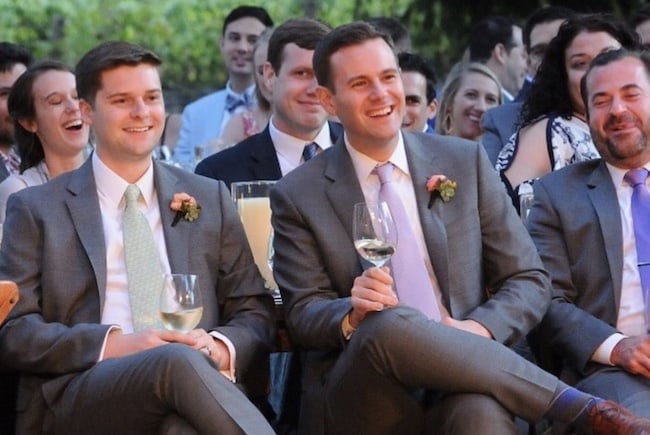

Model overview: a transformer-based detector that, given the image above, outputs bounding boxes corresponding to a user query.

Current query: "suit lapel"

[587,162,624,308]
[65,158,108,311]
[324,139,365,242]
[155,162,191,274]
[403,133,451,309]
[249,127,282,181]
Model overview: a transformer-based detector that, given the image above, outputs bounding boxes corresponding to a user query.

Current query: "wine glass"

[159,273,204,333]
[353,202,397,267]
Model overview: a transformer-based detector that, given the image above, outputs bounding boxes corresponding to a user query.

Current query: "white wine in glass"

[159,273,203,333]
[353,202,397,267]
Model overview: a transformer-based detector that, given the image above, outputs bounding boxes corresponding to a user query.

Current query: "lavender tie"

[375,163,442,321]
[625,168,650,326]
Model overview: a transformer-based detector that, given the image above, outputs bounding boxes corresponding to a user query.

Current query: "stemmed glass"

[159,273,204,333]
[353,202,397,267]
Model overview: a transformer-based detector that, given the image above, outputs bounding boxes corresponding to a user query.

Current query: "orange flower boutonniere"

[426,175,457,208]
[170,193,201,226]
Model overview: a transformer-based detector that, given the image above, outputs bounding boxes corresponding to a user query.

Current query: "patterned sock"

[545,386,603,428]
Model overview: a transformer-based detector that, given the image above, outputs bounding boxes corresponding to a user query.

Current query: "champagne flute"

[353,202,397,267]
[159,273,204,333]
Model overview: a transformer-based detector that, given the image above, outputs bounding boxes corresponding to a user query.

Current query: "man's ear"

[494,43,507,64]
[263,62,275,92]
[315,86,337,116]
[427,99,439,119]
[79,99,93,126]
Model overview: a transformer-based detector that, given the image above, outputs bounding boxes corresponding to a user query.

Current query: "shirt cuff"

[209,330,237,382]
[591,333,626,365]
[341,313,356,340]
[98,325,121,362]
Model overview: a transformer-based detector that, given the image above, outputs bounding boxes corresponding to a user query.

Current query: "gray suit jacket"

[481,102,523,165]
[0,158,275,429]
[528,159,623,379]
[270,131,550,433]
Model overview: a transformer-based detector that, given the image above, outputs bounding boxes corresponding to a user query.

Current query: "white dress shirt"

[269,119,332,176]
[592,163,649,364]
[344,132,450,319]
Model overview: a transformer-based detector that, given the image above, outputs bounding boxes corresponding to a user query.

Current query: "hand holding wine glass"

[159,273,204,333]
[353,202,397,267]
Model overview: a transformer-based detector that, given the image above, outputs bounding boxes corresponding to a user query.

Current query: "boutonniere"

[170,193,201,226]
[426,175,457,208]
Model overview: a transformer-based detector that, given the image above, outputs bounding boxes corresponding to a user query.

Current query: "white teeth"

[125,127,150,132]
[368,107,392,117]
[63,120,83,129]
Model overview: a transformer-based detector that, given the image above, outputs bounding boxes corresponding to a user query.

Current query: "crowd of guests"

[1,3,650,435]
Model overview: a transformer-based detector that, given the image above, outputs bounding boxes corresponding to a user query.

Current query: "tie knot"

[225,93,250,112]
[374,163,394,185]
[302,142,319,162]
[124,184,141,206]
[625,168,649,187]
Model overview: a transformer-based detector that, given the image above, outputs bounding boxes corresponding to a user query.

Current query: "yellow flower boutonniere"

[426,175,457,208]
[170,193,201,226]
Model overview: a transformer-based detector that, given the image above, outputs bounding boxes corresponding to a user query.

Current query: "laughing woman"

[0,61,90,234]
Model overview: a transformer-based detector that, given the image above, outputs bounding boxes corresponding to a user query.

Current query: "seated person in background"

[219,27,274,150]
[436,62,502,141]
[631,4,650,49]
[0,61,90,232]
[397,52,438,134]
[0,41,275,434]
[496,14,639,209]
[528,48,650,419]
[366,16,412,53]
[270,21,650,435]
[481,6,576,165]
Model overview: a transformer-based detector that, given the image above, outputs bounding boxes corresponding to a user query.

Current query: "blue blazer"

[481,102,523,166]
[174,89,228,165]
[195,121,343,189]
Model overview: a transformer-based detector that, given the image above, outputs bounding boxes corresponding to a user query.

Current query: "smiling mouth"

[368,106,394,117]
[124,126,151,133]
[64,120,83,131]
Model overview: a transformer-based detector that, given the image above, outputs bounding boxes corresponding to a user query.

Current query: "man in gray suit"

[270,22,650,435]
[0,41,275,434]
[529,49,650,417]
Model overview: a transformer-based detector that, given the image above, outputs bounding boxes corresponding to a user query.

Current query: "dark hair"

[8,60,73,171]
[0,42,32,73]
[522,6,576,50]
[580,49,650,112]
[75,41,161,105]
[222,5,273,35]
[468,16,517,63]
[314,21,393,91]
[266,18,331,74]
[366,16,411,52]
[397,52,438,103]
[253,28,274,112]
[631,5,650,29]
[520,13,639,126]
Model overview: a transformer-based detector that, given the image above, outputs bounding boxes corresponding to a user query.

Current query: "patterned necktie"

[302,142,319,162]
[625,168,650,327]
[375,163,442,321]
[225,92,250,113]
[123,185,164,331]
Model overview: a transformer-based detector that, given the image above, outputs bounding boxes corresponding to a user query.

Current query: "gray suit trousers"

[324,307,561,435]
[40,344,273,435]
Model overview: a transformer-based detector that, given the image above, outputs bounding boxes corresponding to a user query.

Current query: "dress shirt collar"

[92,152,156,209]
[225,81,256,101]
[605,161,650,188]
[344,132,409,182]
[269,118,332,166]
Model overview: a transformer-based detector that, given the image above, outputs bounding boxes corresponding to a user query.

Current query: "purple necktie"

[625,168,650,326]
[375,163,441,321]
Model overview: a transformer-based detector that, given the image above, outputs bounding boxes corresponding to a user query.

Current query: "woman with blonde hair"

[436,62,503,141]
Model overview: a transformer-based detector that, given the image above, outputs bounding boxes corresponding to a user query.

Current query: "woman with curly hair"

[496,13,639,207]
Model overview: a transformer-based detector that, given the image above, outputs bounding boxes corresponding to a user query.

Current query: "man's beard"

[0,123,14,146]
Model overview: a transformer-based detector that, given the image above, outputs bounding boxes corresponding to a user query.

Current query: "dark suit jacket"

[270,131,550,433]
[0,158,275,431]
[528,159,625,380]
[194,122,343,188]
[481,102,523,166]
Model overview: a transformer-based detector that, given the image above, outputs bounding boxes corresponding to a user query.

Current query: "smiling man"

[270,22,650,435]
[0,41,275,434]
[398,52,438,134]
[174,6,273,166]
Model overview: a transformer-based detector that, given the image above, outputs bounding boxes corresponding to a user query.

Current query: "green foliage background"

[0,0,645,110]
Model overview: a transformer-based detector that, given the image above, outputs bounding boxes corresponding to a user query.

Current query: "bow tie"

[225,93,251,112]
